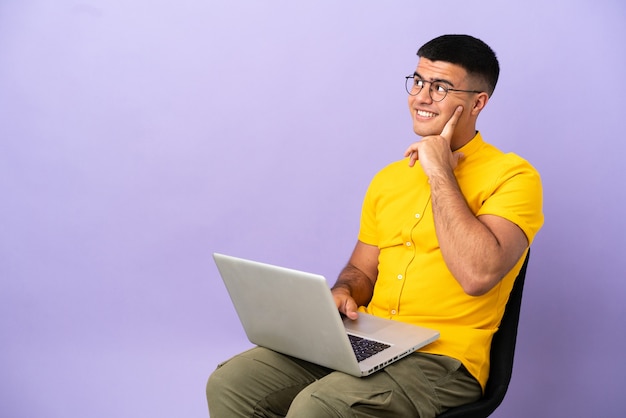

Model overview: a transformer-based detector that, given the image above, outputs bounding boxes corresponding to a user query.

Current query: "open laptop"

[213,253,439,377]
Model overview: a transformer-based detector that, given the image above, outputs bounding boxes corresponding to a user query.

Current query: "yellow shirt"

[358,132,544,389]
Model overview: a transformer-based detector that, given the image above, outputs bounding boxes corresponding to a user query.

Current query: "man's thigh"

[206,347,331,418]
[286,353,482,418]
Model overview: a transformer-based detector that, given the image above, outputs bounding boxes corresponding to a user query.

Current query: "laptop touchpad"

[343,314,390,334]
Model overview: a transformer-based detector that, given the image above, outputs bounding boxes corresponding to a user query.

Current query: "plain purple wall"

[1,0,625,417]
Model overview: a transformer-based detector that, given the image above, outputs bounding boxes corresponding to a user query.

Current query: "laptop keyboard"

[348,334,391,362]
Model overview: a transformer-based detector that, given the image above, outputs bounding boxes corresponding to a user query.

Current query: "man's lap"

[206,347,481,418]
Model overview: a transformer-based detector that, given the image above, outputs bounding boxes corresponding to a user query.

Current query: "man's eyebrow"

[413,71,455,87]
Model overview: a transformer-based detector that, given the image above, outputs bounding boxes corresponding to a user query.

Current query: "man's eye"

[433,83,447,93]
[415,78,425,87]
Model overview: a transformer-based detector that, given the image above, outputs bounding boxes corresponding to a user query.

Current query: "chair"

[437,250,530,418]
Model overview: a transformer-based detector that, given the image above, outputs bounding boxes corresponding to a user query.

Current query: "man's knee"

[206,364,228,401]
[207,348,324,417]
[206,362,237,415]
[206,348,269,403]
[206,354,260,417]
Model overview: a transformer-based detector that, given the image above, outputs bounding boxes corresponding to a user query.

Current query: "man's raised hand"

[404,106,464,172]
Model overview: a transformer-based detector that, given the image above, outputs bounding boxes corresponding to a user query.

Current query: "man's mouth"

[416,109,437,118]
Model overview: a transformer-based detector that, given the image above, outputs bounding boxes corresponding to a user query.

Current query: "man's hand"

[404,106,464,175]
[332,287,360,320]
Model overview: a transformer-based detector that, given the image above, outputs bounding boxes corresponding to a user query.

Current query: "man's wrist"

[331,283,352,295]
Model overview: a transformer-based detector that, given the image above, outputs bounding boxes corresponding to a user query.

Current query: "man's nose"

[415,83,433,103]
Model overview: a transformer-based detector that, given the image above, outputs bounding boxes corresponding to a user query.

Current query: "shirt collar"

[456,131,484,157]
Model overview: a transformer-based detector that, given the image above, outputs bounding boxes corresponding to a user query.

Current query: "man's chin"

[412,125,440,138]
[412,117,444,135]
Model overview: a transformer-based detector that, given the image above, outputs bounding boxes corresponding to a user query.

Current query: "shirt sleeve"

[357,174,380,246]
[476,154,544,245]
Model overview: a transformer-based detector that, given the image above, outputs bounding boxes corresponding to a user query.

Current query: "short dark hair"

[417,34,500,97]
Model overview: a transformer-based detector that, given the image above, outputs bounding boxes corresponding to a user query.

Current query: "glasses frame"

[405,74,483,102]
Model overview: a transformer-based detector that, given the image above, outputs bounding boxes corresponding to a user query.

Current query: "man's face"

[408,58,478,141]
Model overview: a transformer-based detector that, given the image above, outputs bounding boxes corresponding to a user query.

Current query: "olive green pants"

[206,347,481,417]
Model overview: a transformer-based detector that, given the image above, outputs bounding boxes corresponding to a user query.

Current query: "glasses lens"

[430,82,448,102]
[405,77,419,96]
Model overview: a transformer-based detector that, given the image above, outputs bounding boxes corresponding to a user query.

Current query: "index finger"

[440,105,463,142]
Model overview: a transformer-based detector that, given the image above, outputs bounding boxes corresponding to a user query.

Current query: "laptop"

[213,253,439,377]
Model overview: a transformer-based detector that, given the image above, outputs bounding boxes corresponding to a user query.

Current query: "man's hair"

[417,34,500,97]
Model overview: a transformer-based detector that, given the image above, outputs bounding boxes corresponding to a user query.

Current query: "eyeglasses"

[404,75,482,102]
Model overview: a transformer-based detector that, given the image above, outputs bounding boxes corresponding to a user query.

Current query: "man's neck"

[451,129,478,151]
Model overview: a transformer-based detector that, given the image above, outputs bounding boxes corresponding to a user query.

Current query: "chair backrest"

[437,250,530,418]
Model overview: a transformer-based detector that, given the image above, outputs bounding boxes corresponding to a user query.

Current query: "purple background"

[1,1,625,417]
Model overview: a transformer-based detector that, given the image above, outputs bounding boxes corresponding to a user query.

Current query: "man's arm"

[405,106,528,296]
[429,171,528,296]
[331,240,379,319]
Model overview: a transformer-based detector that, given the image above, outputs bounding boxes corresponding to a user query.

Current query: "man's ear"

[470,92,489,116]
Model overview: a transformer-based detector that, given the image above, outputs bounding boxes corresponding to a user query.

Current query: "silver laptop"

[213,253,439,377]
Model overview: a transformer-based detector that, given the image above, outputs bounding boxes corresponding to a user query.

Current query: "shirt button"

[415,213,421,218]
[391,309,397,315]
[397,274,403,280]
[406,242,411,246]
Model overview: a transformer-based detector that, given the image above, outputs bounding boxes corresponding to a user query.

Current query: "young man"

[207,34,544,418]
